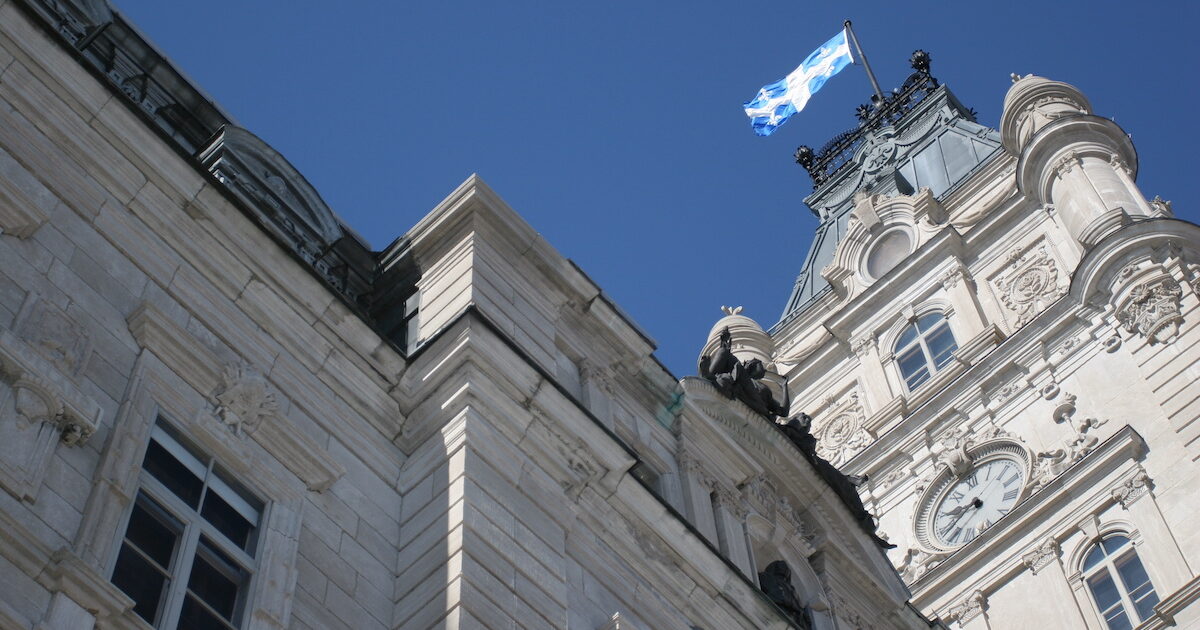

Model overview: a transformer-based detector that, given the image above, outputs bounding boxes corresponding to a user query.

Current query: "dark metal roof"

[776,60,1002,328]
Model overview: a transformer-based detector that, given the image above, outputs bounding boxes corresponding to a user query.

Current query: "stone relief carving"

[947,590,987,625]
[896,547,947,583]
[14,297,91,377]
[211,365,278,437]
[1029,393,1109,492]
[1021,536,1060,574]
[1111,469,1152,508]
[1116,277,1184,344]
[0,338,102,502]
[812,391,872,466]
[992,244,1066,328]
[1148,196,1173,217]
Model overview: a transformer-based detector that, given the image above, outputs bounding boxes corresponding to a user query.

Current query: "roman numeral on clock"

[1003,488,1019,501]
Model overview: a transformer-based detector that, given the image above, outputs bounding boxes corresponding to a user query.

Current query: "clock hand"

[938,498,984,537]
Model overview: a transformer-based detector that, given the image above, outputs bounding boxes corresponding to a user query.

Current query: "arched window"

[894,312,957,390]
[1082,535,1159,629]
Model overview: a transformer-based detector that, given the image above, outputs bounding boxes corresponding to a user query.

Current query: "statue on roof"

[699,327,790,419]
[776,413,895,549]
[758,561,812,630]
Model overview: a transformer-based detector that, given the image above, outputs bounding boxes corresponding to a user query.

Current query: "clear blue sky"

[114,0,1199,378]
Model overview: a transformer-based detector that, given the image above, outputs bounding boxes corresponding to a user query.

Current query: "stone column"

[677,448,720,545]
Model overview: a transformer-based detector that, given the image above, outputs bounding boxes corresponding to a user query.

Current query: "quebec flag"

[743,29,855,136]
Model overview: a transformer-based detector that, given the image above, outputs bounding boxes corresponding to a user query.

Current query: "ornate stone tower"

[770,53,1200,628]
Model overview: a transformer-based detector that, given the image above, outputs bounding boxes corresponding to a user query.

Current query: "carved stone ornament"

[813,391,871,466]
[1111,470,1152,508]
[896,547,947,583]
[1149,195,1173,217]
[947,590,987,625]
[1117,277,1184,344]
[212,365,278,436]
[1029,393,1109,492]
[1021,536,1060,574]
[993,244,1066,328]
[933,427,976,477]
[14,297,92,377]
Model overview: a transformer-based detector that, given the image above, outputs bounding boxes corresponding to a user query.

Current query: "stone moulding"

[126,302,344,492]
[0,174,49,238]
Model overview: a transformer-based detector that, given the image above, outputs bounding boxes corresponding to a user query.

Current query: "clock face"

[932,458,1024,547]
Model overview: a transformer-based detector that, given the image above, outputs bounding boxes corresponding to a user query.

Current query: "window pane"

[896,325,918,351]
[201,490,257,553]
[188,537,248,623]
[898,347,928,385]
[143,439,204,508]
[204,472,261,553]
[1083,544,1107,571]
[916,313,943,332]
[904,366,931,390]
[1115,553,1159,620]
[926,326,958,369]
[112,543,171,625]
[1102,608,1132,630]
[1088,571,1123,613]
[126,494,182,569]
[179,596,236,630]
[1103,535,1130,555]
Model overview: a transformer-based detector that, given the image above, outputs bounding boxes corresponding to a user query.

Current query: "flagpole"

[843,20,884,104]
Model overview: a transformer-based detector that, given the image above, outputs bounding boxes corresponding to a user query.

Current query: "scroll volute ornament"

[999,75,1091,155]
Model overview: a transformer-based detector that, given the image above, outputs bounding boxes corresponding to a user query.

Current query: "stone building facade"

[766,55,1200,629]
[0,1,938,629]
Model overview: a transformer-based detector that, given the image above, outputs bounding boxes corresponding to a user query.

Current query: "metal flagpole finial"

[842,20,885,104]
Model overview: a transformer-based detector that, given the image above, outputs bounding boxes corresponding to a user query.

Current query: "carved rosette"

[993,244,1065,327]
[1021,536,1060,574]
[1116,277,1184,344]
[1111,470,1152,508]
[813,392,871,466]
[212,365,278,436]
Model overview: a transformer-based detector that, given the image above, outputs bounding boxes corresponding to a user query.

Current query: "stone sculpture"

[776,413,895,549]
[698,327,790,419]
[757,561,812,630]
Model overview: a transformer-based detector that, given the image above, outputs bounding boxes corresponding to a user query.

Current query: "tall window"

[894,313,957,391]
[1083,535,1159,630]
[111,422,263,629]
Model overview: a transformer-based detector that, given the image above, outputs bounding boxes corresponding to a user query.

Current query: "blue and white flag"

[743,29,855,136]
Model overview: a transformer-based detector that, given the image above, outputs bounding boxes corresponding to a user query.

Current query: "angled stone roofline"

[14,0,376,306]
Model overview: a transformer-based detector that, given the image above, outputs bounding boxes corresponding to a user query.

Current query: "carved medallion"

[992,244,1065,328]
[813,391,871,466]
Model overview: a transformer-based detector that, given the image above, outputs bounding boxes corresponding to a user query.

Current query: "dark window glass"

[179,596,235,630]
[112,544,171,625]
[201,490,257,553]
[915,312,943,332]
[926,326,958,368]
[188,537,247,622]
[896,325,918,349]
[1115,553,1159,620]
[143,439,203,508]
[125,495,181,569]
[1084,544,1106,571]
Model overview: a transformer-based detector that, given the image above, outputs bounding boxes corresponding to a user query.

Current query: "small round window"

[864,229,912,279]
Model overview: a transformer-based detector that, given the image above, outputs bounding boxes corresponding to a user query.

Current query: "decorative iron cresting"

[795,50,941,187]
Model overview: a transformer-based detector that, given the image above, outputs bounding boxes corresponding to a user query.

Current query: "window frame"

[893,312,958,392]
[1080,534,1159,630]
[111,421,265,630]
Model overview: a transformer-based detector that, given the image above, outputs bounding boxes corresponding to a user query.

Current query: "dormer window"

[895,313,957,390]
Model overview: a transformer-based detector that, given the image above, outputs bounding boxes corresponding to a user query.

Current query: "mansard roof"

[778,66,1002,328]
